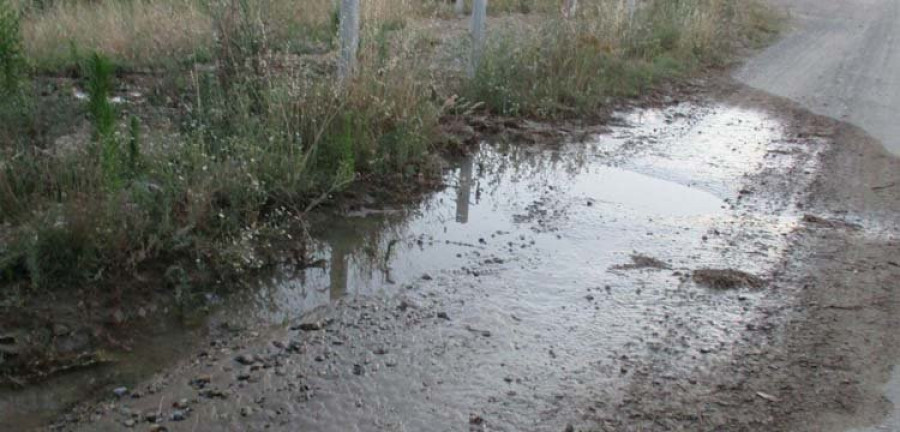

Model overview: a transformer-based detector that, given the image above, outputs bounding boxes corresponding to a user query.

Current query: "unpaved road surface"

[739,0,900,430]
[738,0,900,156]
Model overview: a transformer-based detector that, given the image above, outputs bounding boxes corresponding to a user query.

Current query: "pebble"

[123,419,135,427]
[171,410,186,421]
[235,354,256,365]
[112,387,128,398]
[436,312,450,320]
[294,322,323,331]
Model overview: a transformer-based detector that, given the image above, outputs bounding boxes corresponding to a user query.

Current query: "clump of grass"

[0,0,31,140]
[0,0,25,95]
[466,0,778,118]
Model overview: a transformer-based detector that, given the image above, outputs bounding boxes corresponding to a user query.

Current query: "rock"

[421,273,433,281]
[585,294,595,301]
[469,414,484,425]
[235,354,257,365]
[287,340,304,353]
[148,425,168,432]
[113,387,129,398]
[144,412,158,423]
[171,410,186,421]
[123,418,135,427]
[436,312,450,320]
[353,364,364,376]
[52,323,70,337]
[111,309,125,324]
[241,407,253,417]
[237,372,251,381]
[564,424,575,432]
[199,388,230,399]
[293,322,323,331]
[190,375,212,388]
[372,347,388,355]
[173,398,189,409]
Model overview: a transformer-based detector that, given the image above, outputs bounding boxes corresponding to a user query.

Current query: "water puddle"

[0,103,812,430]
[223,146,729,325]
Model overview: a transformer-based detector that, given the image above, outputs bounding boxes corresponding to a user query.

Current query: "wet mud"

[4,82,899,432]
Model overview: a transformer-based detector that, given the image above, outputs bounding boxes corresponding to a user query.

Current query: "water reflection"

[456,156,474,224]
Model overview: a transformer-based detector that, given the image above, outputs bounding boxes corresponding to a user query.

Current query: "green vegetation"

[0,0,779,296]
[468,0,780,118]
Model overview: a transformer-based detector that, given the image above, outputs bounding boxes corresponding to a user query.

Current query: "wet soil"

[1,75,890,432]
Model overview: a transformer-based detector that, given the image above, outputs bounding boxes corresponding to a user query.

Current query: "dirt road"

[737,0,900,156]
[739,1,900,430]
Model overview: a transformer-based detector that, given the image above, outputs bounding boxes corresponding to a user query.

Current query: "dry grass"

[22,0,213,70]
[19,0,437,71]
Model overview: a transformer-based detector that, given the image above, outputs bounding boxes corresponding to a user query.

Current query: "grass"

[0,0,781,299]
[466,0,781,118]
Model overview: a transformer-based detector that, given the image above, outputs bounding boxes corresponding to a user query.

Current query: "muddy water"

[225,104,795,328]
[4,103,813,430]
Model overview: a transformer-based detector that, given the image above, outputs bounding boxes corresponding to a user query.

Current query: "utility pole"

[338,0,360,84]
[455,0,465,16]
[563,0,578,18]
[625,0,637,22]
[469,0,487,77]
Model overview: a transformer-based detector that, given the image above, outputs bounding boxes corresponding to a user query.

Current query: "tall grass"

[467,0,779,118]
[22,0,213,71]
[1,2,441,293]
[0,0,780,294]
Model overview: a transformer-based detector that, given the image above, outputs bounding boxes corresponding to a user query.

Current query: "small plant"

[0,0,31,140]
[83,52,122,189]
[127,115,141,177]
[0,0,24,96]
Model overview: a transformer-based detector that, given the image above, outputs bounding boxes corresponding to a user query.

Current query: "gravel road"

[737,0,900,156]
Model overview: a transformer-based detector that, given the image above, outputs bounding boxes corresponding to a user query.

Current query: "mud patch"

[25,101,820,431]
[692,268,765,290]
[611,254,672,271]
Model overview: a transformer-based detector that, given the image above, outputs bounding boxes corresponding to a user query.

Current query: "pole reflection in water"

[456,156,474,224]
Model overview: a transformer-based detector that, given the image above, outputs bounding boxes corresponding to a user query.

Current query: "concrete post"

[338,0,360,84]
[563,0,578,18]
[469,0,487,77]
[625,0,637,22]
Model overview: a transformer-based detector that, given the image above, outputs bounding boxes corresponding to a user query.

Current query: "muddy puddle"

[1,103,817,430]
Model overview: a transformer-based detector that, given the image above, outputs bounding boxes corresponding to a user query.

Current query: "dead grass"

[22,0,213,71]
